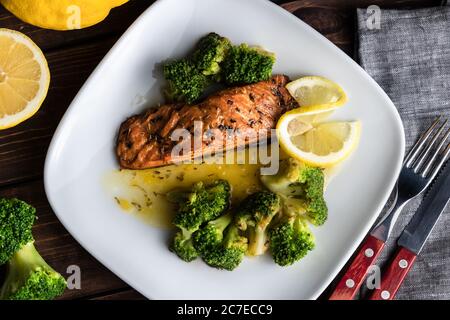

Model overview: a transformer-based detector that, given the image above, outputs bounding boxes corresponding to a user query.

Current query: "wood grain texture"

[281,0,443,55]
[369,247,417,300]
[0,1,154,51]
[329,235,385,300]
[0,0,444,300]
[90,289,146,300]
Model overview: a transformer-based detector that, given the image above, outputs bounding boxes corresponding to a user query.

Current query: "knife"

[369,161,450,300]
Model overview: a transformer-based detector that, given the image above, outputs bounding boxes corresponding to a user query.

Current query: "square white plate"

[44,0,405,299]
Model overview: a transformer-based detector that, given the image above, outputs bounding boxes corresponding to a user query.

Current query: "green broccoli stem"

[172,227,199,262]
[7,241,49,276]
[192,212,233,256]
[1,241,58,299]
[247,226,268,256]
[211,212,233,234]
[224,224,246,249]
[223,224,238,246]
[181,228,195,243]
[294,215,308,234]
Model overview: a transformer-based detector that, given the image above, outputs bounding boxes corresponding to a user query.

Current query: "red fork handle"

[369,247,417,300]
[329,235,385,300]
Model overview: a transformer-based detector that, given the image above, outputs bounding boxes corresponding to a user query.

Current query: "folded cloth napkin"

[356,6,450,300]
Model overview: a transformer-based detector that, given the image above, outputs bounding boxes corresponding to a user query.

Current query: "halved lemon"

[0,29,50,130]
[286,76,347,114]
[0,0,129,31]
[277,108,361,167]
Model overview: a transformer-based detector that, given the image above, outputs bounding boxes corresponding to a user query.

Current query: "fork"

[329,117,450,300]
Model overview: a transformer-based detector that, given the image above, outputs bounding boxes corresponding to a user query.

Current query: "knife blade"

[397,161,450,255]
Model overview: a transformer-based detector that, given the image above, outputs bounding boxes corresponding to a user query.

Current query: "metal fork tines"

[371,117,450,241]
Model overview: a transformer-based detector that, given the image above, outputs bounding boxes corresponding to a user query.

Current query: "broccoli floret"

[0,198,35,264]
[261,158,327,226]
[202,224,248,271]
[163,59,209,104]
[193,212,232,255]
[172,180,231,232]
[0,198,66,300]
[170,180,231,262]
[1,242,67,300]
[192,32,231,76]
[235,191,280,256]
[193,213,248,271]
[221,44,275,85]
[171,227,198,262]
[269,215,315,266]
[202,245,245,271]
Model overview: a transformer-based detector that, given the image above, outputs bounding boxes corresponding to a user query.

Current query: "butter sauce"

[104,148,338,229]
[104,149,265,228]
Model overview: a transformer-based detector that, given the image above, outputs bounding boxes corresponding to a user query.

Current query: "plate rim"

[44,0,405,300]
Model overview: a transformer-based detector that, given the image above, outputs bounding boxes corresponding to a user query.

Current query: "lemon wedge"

[0,29,50,130]
[286,76,347,114]
[278,76,358,167]
[277,109,361,167]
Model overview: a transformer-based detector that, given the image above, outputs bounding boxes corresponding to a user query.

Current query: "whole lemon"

[0,0,129,30]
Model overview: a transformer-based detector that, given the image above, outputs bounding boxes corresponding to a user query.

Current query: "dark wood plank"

[90,289,146,300]
[281,0,443,55]
[0,1,154,52]
[0,179,129,299]
[283,0,443,9]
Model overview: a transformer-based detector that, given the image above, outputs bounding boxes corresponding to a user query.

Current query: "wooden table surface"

[0,0,445,300]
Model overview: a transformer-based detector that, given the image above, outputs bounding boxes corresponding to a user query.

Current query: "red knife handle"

[329,235,385,300]
[369,247,417,300]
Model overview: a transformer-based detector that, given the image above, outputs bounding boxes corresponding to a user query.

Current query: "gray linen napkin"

[357,6,450,300]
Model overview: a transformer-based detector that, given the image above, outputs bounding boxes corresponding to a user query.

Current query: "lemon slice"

[286,76,347,114]
[277,110,361,167]
[0,29,50,130]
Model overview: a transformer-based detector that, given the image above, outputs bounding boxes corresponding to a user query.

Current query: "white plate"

[44,0,405,299]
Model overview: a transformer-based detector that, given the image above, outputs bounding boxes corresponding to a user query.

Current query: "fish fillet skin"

[117,75,298,169]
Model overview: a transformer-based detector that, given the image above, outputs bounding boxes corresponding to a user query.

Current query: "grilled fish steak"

[117,75,297,169]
